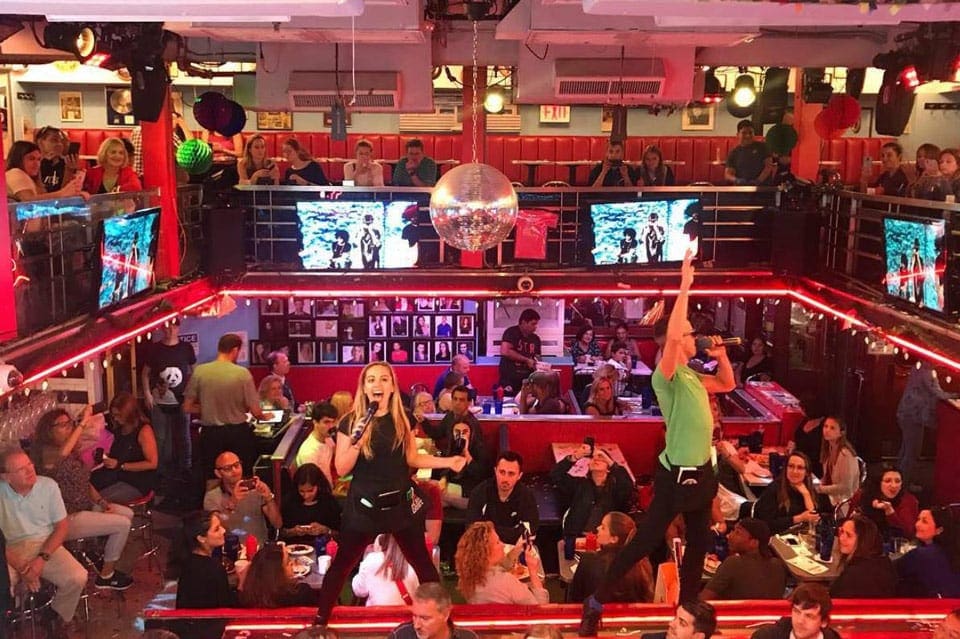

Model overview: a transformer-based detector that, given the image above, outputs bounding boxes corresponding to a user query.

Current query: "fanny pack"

[359,488,413,511]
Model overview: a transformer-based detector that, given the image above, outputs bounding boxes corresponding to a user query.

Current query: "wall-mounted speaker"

[754,67,789,125]
[130,57,170,123]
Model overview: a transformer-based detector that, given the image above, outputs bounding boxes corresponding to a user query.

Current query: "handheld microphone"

[351,401,379,444]
[694,336,743,352]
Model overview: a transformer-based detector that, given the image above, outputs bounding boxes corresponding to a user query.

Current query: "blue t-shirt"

[0,476,68,544]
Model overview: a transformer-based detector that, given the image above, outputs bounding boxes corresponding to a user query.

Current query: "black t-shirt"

[283,161,329,186]
[587,162,637,187]
[146,341,197,404]
[872,168,908,197]
[726,142,770,183]
[338,411,410,507]
[497,325,541,391]
[40,157,66,192]
[465,478,539,544]
[176,553,236,608]
[280,497,342,544]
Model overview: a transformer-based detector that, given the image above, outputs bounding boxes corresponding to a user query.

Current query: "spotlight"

[484,87,505,114]
[43,23,97,61]
[802,68,833,104]
[899,64,920,90]
[731,74,756,108]
[702,68,724,104]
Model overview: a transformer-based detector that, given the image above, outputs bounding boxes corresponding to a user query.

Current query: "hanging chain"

[471,19,479,165]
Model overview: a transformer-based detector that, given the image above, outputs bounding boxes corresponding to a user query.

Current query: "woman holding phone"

[312,362,466,625]
[36,126,79,192]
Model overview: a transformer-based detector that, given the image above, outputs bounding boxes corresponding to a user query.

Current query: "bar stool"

[125,491,162,583]
[8,581,56,639]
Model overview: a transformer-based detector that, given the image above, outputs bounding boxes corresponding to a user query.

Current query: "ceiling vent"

[288,71,402,111]
[554,58,665,102]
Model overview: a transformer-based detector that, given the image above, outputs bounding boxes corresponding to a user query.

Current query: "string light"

[41,381,48,391]
[246,299,251,307]
[102,359,109,369]
[916,361,922,370]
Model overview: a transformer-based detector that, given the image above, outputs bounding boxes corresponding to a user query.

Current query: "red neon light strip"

[20,293,220,387]
[788,290,869,329]
[884,333,960,373]
[227,287,790,298]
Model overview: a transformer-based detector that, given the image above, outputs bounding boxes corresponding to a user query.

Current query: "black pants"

[596,462,717,604]
[198,423,258,479]
[314,523,439,624]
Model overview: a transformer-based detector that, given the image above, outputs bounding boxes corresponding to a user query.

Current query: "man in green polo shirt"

[580,249,735,636]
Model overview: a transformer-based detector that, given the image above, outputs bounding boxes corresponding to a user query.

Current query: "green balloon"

[175,139,214,175]
[765,124,799,156]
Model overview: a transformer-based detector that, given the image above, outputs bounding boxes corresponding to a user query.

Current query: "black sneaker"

[578,598,603,637]
[95,571,133,590]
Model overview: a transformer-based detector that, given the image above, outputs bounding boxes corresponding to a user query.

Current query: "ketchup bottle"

[245,535,259,560]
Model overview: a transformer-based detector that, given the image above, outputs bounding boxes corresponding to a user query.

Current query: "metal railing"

[228,184,781,270]
[819,190,960,305]
[7,186,205,339]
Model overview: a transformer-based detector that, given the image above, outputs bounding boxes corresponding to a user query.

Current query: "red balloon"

[814,109,844,140]
[828,94,861,129]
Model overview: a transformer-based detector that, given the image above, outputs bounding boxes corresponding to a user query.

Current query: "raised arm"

[659,249,695,381]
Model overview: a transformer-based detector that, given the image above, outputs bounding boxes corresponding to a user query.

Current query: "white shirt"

[6,168,38,199]
[351,550,419,606]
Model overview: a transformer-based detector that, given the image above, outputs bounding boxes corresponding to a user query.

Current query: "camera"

[239,478,258,490]
[93,447,105,465]
[610,159,623,167]
[453,431,467,455]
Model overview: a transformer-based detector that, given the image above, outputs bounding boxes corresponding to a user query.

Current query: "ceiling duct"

[288,71,402,112]
[553,58,665,102]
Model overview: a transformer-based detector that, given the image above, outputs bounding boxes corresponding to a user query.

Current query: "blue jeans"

[897,417,926,488]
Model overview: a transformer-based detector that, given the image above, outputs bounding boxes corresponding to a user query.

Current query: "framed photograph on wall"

[413,341,431,363]
[260,298,285,316]
[412,315,432,338]
[257,111,293,131]
[105,87,138,127]
[369,315,388,338]
[681,104,716,131]
[343,343,367,364]
[289,319,313,338]
[315,319,339,339]
[342,300,365,319]
[296,341,316,364]
[319,341,339,363]
[601,107,616,133]
[369,341,386,363]
[251,341,270,365]
[457,315,475,337]
[316,299,339,317]
[434,340,453,362]
[59,91,83,123]
[388,341,411,364]
[434,315,454,338]
[288,298,313,318]
[391,316,409,338]
[456,341,475,362]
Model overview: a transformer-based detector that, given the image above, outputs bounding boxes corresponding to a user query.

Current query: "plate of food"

[287,544,314,557]
[510,563,530,580]
[292,559,312,578]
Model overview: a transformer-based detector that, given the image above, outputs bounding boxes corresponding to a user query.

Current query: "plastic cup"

[316,555,332,575]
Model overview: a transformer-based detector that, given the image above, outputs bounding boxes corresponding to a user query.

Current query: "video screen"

[883,217,946,313]
[297,201,419,270]
[97,207,161,310]
[590,199,700,266]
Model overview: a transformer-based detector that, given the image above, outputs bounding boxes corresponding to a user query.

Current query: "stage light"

[43,23,97,61]
[899,64,920,90]
[702,69,724,104]
[731,74,756,108]
[484,88,505,114]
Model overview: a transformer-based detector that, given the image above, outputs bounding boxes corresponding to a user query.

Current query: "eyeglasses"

[53,417,73,429]
[216,461,242,472]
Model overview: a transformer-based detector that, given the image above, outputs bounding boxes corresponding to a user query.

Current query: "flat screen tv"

[297,200,419,270]
[589,199,700,266]
[883,217,947,313]
[97,207,161,310]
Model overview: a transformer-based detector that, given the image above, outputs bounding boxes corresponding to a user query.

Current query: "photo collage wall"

[252,297,479,366]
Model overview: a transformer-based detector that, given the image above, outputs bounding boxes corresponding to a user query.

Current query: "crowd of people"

[1,267,959,636]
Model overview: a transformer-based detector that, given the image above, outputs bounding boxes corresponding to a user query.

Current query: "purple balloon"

[216,100,247,137]
[193,91,228,131]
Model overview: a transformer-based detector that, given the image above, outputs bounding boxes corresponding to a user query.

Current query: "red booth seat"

[63,129,893,186]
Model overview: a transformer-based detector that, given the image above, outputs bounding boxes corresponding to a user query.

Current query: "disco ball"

[176,139,214,175]
[429,163,518,252]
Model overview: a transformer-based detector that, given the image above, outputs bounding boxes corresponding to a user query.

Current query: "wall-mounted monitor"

[589,199,700,266]
[96,207,161,310]
[297,200,419,270]
[883,216,947,314]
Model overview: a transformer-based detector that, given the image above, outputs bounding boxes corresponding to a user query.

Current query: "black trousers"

[314,523,439,624]
[198,423,258,479]
[596,461,717,604]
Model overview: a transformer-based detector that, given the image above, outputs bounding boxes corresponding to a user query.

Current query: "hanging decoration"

[176,139,214,175]
[764,123,798,156]
[429,19,518,252]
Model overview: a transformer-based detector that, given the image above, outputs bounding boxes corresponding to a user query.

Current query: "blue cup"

[482,401,493,415]
[819,528,834,562]
[494,400,503,415]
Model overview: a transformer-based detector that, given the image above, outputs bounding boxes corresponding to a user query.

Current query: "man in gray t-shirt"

[183,333,263,478]
[203,451,281,545]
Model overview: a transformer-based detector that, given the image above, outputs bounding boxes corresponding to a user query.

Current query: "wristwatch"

[38,552,51,561]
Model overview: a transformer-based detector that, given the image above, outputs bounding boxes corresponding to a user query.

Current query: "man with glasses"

[203,451,281,544]
[0,447,87,631]
[580,250,734,636]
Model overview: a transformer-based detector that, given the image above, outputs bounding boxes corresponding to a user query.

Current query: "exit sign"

[539,105,570,124]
